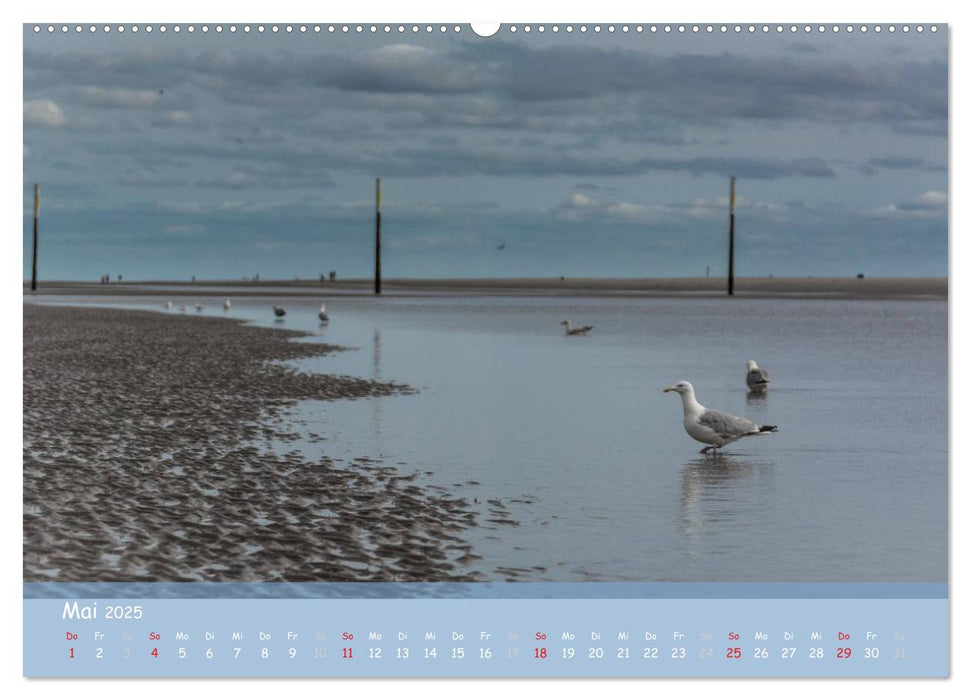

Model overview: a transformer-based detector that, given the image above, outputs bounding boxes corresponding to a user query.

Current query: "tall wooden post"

[374,177,382,295]
[727,176,736,296]
[31,183,40,292]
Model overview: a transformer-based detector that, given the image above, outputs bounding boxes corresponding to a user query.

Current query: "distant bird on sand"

[178,305,187,313]
[663,380,777,454]
[746,360,770,391]
[164,301,173,310]
[560,319,593,336]
[273,306,286,317]
[223,299,232,310]
[195,303,203,312]
[318,304,329,323]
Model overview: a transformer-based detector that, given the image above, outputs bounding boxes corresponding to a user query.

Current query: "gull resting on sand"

[273,306,286,317]
[663,380,777,454]
[318,304,329,322]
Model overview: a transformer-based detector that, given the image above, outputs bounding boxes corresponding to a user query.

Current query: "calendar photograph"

[22,22,947,585]
[21,20,949,680]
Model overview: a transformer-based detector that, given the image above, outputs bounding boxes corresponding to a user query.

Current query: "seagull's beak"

[662,386,676,393]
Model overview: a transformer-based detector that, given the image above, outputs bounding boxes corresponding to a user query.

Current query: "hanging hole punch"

[470,23,501,37]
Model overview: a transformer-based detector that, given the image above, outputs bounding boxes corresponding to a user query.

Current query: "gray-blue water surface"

[36,294,946,582]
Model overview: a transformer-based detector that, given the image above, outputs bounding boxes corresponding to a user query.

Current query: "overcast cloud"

[23,25,947,280]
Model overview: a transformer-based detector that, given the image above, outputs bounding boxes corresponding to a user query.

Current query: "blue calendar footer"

[24,596,947,677]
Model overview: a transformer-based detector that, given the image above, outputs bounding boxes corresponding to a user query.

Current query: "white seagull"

[164,301,173,310]
[560,319,593,336]
[273,306,286,317]
[746,360,770,391]
[223,299,232,310]
[663,380,777,454]
[318,303,329,323]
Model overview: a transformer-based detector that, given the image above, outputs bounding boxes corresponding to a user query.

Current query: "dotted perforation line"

[31,23,939,35]
[509,24,937,34]
[31,24,465,34]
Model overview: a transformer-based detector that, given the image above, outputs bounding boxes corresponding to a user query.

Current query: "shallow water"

[33,293,947,582]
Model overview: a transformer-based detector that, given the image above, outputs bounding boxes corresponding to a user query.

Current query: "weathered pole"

[374,177,382,295]
[727,176,736,296]
[31,183,40,292]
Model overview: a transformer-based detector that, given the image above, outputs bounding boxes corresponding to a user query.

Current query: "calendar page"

[21,18,948,680]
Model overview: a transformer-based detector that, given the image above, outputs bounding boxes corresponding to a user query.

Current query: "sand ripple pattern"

[23,305,482,582]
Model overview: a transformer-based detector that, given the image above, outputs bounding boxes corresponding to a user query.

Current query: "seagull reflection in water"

[746,388,770,405]
[679,454,774,546]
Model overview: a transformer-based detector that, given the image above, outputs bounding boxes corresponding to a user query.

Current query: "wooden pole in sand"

[31,183,40,292]
[374,177,382,295]
[727,176,736,296]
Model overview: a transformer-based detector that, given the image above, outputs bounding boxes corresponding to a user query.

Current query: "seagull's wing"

[699,409,761,439]
[747,368,770,385]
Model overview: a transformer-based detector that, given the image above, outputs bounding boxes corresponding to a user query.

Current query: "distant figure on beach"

[223,299,232,310]
[746,360,770,392]
[117,275,122,282]
[178,305,187,313]
[663,380,777,455]
[195,303,203,312]
[273,306,286,318]
[318,304,329,323]
[164,301,173,310]
[560,320,593,336]
[329,271,336,282]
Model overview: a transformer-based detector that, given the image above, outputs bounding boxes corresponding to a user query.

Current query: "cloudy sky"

[23,24,947,280]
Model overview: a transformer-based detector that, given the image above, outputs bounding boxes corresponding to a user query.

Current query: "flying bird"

[746,360,770,391]
[560,320,593,336]
[273,306,286,317]
[663,380,777,454]
[318,304,329,323]
[497,243,506,251]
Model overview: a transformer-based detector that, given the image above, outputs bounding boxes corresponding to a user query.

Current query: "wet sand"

[23,304,484,582]
[26,276,946,299]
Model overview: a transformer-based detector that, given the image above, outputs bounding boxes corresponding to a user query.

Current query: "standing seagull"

[164,301,173,310]
[318,303,329,323]
[223,299,232,311]
[746,360,770,391]
[273,306,286,318]
[560,320,593,336]
[663,380,777,454]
